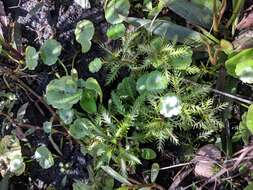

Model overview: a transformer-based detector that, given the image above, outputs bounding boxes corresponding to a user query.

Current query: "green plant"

[34,146,54,169]
[75,20,95,53]
[0,135,25,177]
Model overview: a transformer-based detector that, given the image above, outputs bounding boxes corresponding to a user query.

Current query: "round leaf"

[141,148,157,160]
[58,109,74,125]
[89,58,102,73]
[69,118,92,139]
[9,155,25,176]
[106,23,126,40]
[46,76,82,109]
[40,39,62,66]
[135,71,172,94]
[34,146,54,169]
[25,46,39,70]
[105,0,130,24]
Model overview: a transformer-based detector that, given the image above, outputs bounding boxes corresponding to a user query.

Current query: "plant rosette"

[159,94,182,118]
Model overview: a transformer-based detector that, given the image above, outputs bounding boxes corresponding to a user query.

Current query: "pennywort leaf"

[105,0,130,24]
[40,39,62,66]
[107,24,126,40]
[45,76,82,109]
[34,146,54,169]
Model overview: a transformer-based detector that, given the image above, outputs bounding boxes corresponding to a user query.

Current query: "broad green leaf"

[126,17,202,45]
[9,155,25,176]
[34,146,54,169]
[46,76,82,109]
[235,60,253,84]
[89,58,102,73]
[75,20,95,53]
[225,48,253,77]
[101,166,132,185]
[85,78,103,102]
[107,24,126,40]
[40,39,62,65]
[105,0,130,24]
[69,118,92,139]
[74,0,91,9]
[246,105,253,134]
[43,121,52,134]
[145,71,168,92]
[151,163,159,183]
[25,46,38,70]
[80,90,97,113]
[141,148,157,160]
[163,0,213,28]
[58,109,74,125]
[73,181,92,190]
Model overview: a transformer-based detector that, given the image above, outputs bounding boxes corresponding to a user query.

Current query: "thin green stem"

[58,59,69,76]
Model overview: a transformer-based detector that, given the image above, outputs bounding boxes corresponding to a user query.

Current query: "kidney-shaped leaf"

[34,146,54,169]
[40,39,62,66]
[105,0,130,24]
[69,118,93,139]
[107,23,126,40]
[46,76,82,109]
[58,109,74,125]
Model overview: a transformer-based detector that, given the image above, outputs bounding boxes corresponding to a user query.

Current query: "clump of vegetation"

[0,0,253,189]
